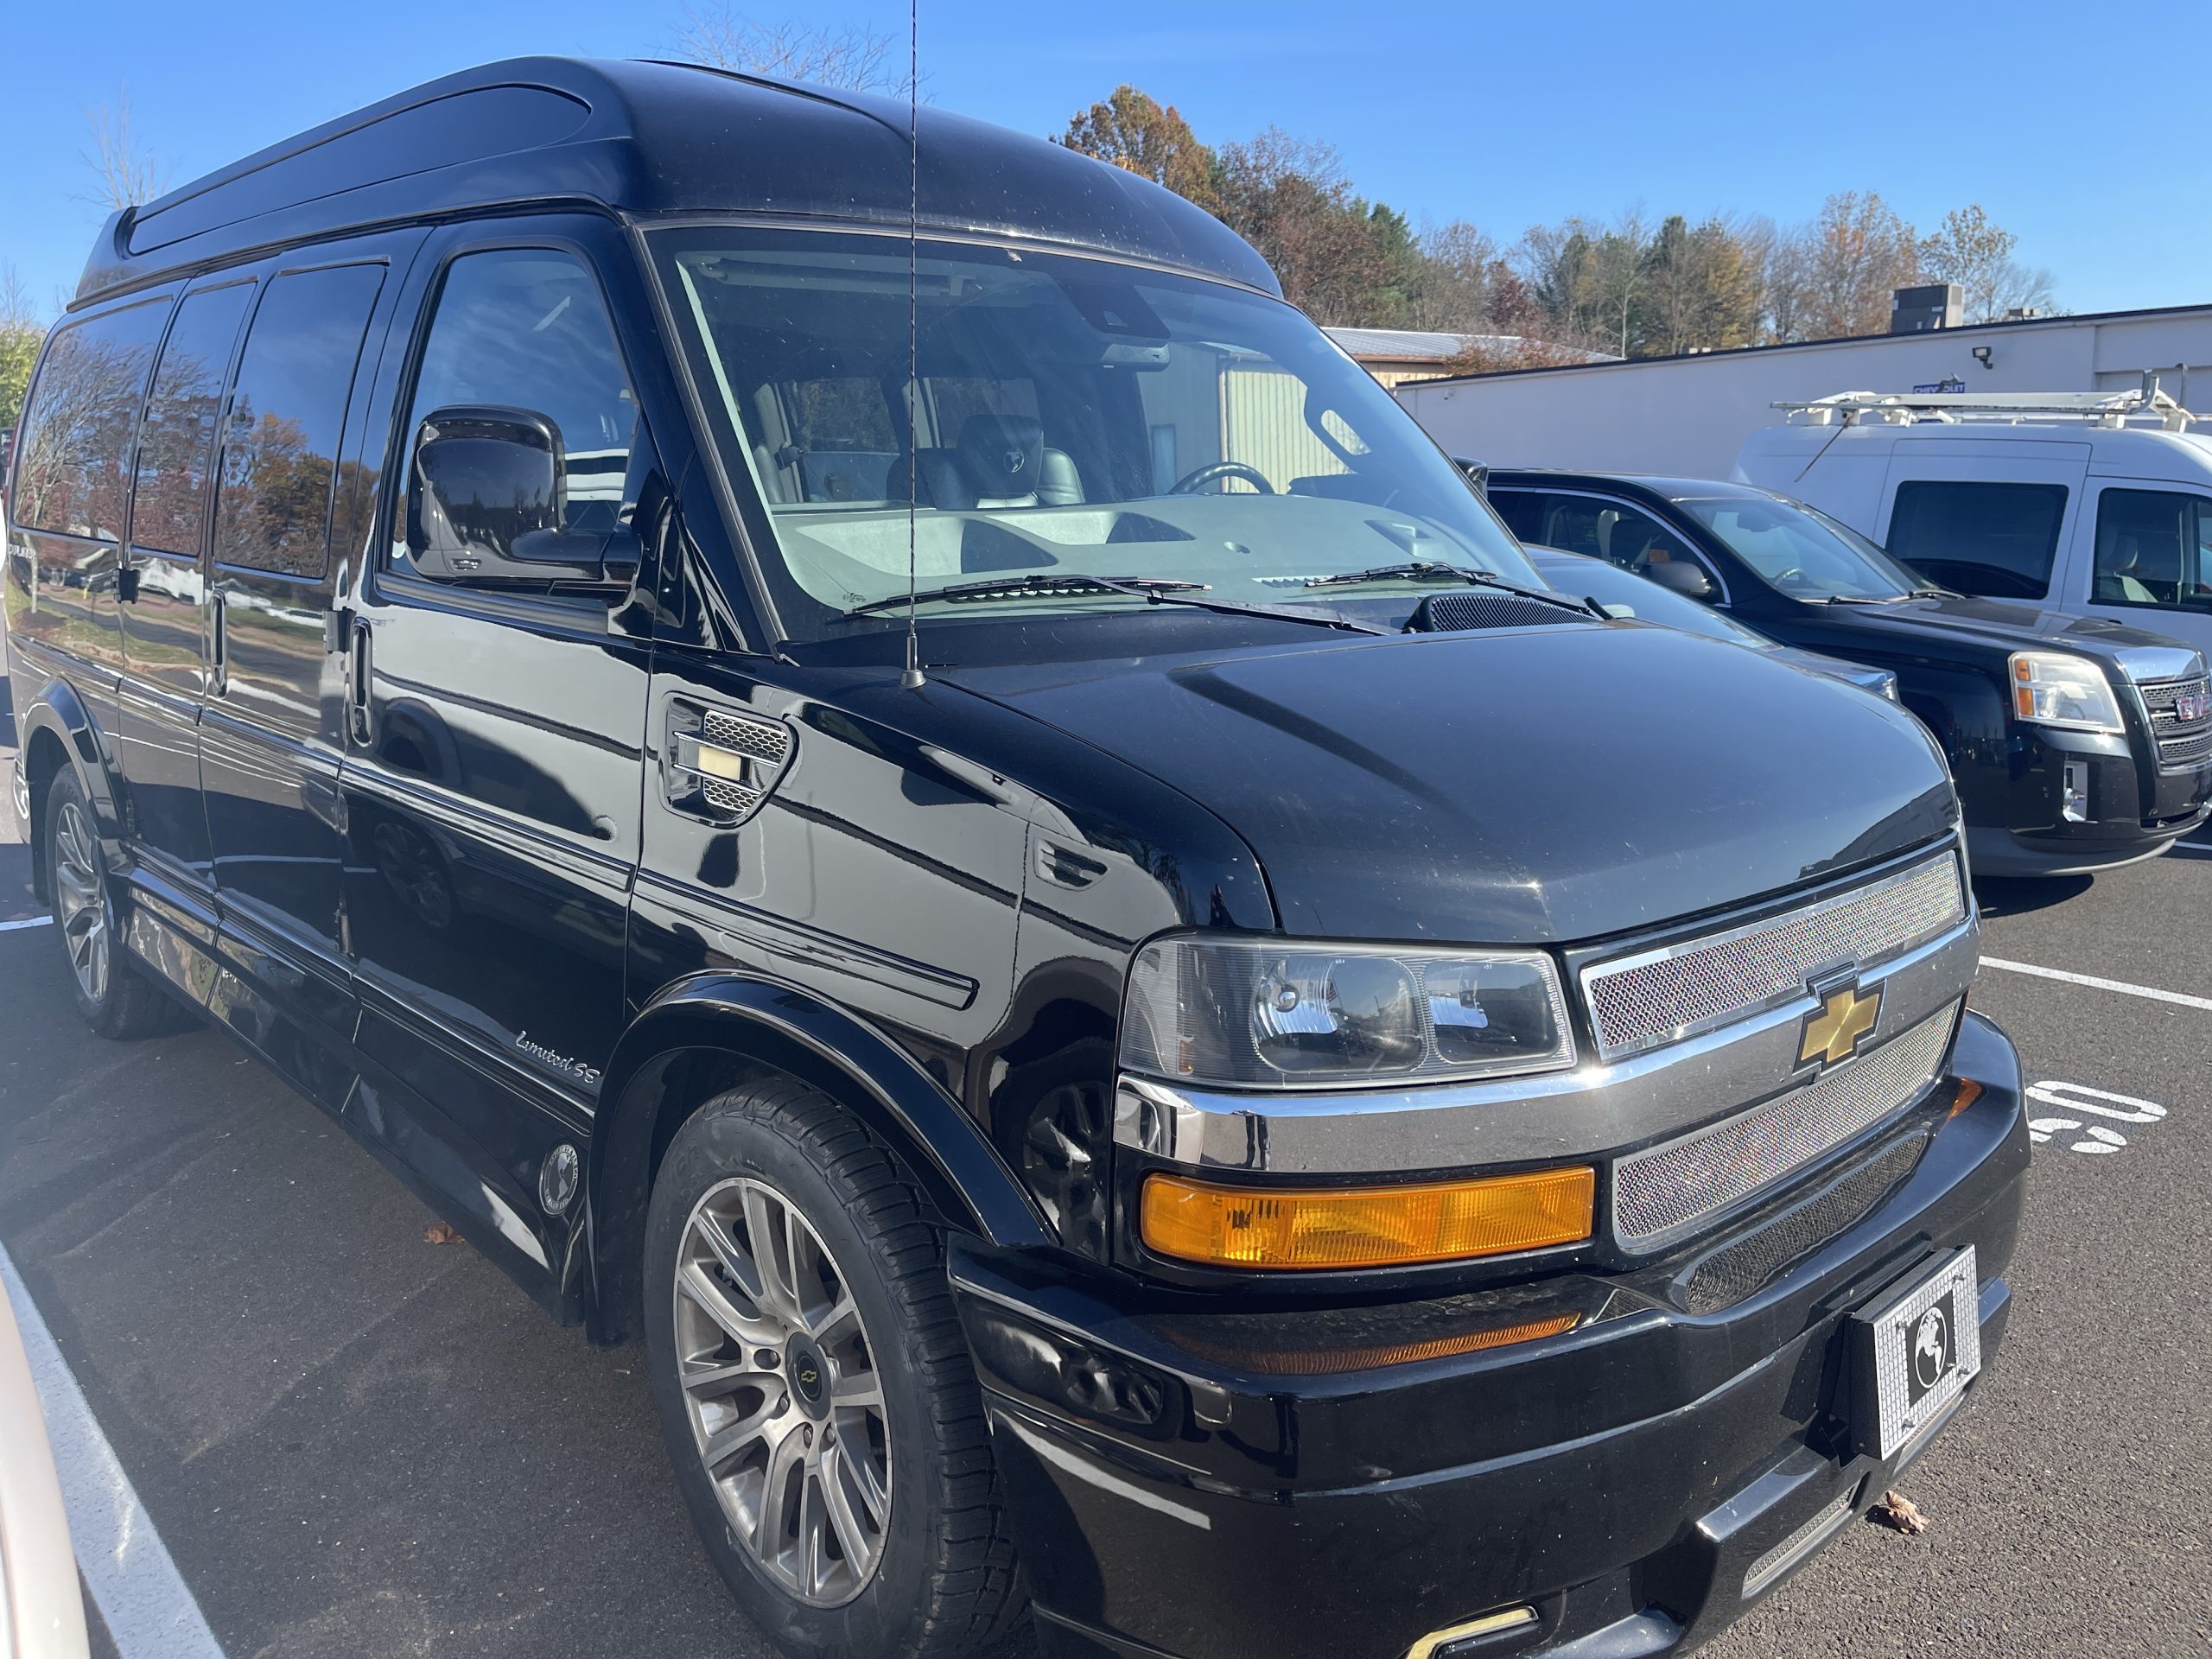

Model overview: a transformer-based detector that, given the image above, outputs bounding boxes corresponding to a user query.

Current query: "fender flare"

[587,972,1052,1344]
[15,676,124,883]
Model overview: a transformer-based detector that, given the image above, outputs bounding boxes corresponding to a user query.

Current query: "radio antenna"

[898,0,926,690]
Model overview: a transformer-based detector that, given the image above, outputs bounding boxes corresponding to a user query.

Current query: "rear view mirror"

[1644,560,1716,601]
[408,405,612,586]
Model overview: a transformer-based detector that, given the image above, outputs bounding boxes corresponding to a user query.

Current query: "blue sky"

[4,0,2205,321]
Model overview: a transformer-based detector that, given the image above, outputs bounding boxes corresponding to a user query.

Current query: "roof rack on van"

[1774,387,2202,433]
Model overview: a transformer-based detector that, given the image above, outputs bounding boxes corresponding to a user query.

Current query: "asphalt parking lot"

[3,701,2209,1659]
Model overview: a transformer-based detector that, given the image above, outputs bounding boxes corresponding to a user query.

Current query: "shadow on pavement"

[1971,874,2094,918]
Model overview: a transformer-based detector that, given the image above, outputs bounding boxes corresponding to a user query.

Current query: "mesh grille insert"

[1613,1006,1954,1248]
[1583,852,1964,1058]
[1679,1132,1929,1314]
[701,709,792,764]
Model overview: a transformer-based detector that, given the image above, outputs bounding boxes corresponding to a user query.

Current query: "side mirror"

[1452,457,1491,497]
[1644,559,1716,601]
[408,405,612,586]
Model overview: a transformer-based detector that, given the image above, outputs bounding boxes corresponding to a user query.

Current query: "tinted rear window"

[10,297,170,539]
[1888,480,2068,601]
[132,282,255,557]
[213,264,385,579]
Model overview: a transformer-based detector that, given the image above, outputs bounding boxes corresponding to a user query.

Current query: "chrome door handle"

[210,591,229,696]
[346,619,374,746]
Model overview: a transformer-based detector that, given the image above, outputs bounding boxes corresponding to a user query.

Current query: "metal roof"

[1324,327,1611,362]
[74,57,1280,308]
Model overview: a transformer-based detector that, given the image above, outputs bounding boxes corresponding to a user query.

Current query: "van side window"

[132,283,255,557]
[1887,480,2067,601]
[10,298,169,539]
[2094,488,2212,614]
[395,249,635,576]
[213,264,386,578]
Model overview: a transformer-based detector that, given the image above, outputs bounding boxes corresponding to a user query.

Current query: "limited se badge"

[1799,981,1883,1068]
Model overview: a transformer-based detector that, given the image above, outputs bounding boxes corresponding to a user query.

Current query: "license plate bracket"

[1847,1244,1980,1459]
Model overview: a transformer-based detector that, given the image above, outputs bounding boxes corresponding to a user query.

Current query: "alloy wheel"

[52,799,109,1003]
[672,1176,893,1607]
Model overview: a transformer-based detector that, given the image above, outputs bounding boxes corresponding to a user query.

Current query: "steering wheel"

[1168,461,1276,496]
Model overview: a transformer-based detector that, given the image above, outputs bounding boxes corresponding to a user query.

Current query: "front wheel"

[44,768,175,1039]
[644,1079,1023,1658]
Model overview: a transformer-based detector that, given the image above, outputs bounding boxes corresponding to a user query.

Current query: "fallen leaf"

[423,1223,464,1245]
[1872,1489,1929,1535]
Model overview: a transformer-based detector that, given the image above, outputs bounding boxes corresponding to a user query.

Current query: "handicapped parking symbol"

[2024,1080,2168,1156]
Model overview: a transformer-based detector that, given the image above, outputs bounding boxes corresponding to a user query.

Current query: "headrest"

[957,412,1045,499]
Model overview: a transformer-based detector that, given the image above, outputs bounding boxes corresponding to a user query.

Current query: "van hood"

[950,625,1956,946]
[1833,594,2205,681]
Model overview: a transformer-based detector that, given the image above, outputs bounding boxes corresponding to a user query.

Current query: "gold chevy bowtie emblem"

[1799,984,1882,1068]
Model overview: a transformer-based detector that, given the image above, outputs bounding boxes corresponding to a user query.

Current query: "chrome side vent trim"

[664,702,793,823]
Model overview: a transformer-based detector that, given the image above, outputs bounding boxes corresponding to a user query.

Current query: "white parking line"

[0,1243,227,1659]
[2180,841,2212,853]
[1981,957,2212,1014]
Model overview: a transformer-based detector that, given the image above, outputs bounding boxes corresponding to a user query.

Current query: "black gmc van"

[5,59,2027,1659]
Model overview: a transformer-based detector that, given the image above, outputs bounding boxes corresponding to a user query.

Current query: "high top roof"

[75,57,1279,308]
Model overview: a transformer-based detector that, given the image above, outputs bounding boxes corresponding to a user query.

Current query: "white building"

[1321,327,1611,391]
[1395,302,2212,480]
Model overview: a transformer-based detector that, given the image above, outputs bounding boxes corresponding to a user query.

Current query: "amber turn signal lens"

[1141,1166,1596,1270]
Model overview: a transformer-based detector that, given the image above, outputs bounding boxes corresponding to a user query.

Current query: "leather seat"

[888,412,1083,509]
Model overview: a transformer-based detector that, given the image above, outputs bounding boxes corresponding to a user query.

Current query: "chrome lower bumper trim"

[1113,918,1978,1179]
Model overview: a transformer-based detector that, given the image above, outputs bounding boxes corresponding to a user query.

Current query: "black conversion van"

[5,59,2027,1659]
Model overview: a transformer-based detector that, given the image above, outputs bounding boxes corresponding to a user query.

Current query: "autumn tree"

[1768,192,1920,340]
[1638,215,1765,355]
[1918,204,2055,323]
[0,268,45,436]
[1055,86,1217,211]
[1209,129,1420,327]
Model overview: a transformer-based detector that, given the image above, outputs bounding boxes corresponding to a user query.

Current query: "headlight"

[1122,936,1575,1088]
[2008,652,2123,734]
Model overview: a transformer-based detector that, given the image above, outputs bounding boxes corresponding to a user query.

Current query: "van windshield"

[1676,493,1931,602]
[650,227,1535,645]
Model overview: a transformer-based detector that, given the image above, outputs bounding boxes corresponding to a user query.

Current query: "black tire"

[644,1078,1024,1659]
[43,768,176,1039]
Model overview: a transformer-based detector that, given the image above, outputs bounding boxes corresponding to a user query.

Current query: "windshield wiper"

[1306,561,1599,617]
[836,571,1388,634]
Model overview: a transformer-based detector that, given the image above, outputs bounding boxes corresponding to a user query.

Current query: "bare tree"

[82,86,170,210]
[671,8,913,94]
[1918,204,2056,322]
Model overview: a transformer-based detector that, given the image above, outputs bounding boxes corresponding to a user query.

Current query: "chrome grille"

[1612,1006,1955,1248]
[2138,674,2212,772]
[1583,852,1965,1058]
[702,709,792,764]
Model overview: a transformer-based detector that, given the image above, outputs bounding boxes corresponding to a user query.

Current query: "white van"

[1735,389,2212,659]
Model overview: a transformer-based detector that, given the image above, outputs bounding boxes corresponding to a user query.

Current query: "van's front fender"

[586,972,1052,1344]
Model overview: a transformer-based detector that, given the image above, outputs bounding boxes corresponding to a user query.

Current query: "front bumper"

[952,1011,2029,1659]
[1979,724,2212,874]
